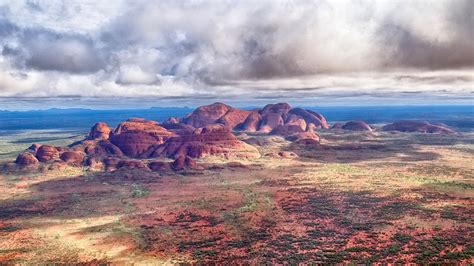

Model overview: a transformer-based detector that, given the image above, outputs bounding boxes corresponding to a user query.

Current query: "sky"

[0,0,473,110]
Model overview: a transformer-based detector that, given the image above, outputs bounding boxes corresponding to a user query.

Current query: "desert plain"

[0,103,473,264]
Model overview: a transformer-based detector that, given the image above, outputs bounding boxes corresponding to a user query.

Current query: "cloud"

[0,0,472,105]
[21,30,105,73]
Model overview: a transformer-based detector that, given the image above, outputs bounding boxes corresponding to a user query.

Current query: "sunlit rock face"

[109,118,175,157]
[151,124,261,159]
[89,122,111,140]
[182,102,329,134]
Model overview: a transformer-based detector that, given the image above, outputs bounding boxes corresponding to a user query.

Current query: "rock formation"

[172,155,203,171]
[117,160,149,170]
[286,131,320,143]
[331,122,343,129]
[15,152,39,167]
[109,118,175,157]
[270,125,305,136]
[341,121,372,131]
[36,145,59,162]
[182,102,250,129]
[12,102,334,171]
[152,124,260,159]
[382,121,456,134]
[60,151,85,166]
[89,122,111,140]
[181,102,329,134]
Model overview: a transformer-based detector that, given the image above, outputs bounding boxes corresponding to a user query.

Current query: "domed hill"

[180,102,329,133]
[151,124,260,159]
[341,121,372,131]
[15,152,39,168]
[382,121,456,134]
[36,145,60,162]
[182,102,251,129]
[109,118,176,157]
[239,104,329,133]
[88,122,111,140]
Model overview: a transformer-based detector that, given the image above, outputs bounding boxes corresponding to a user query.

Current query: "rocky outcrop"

[36,145,59,162]
[103,157,120,171]
[163,117,180,124]
[286,131,320,144]
[182,102,328,133]
[148,161,172,172]
[342,121,372,131]
[82,140,123,158]
[27,143,41,153]
[117,160,149,170]
[11,102,331,172]
[60,151,84,166]
[382,121,456,134]
[160,123,195,135]
[85,156,104,170]
[89,122,111,140]
[241,111,261,132]
[287,108,328,130]
[109,118,175,157]
[182,102,250,129]
[262,103,292,115]
[172,155,203,171]
[217,108,251,129]
[270,124,305,136]
[15,152,39,167]
[152,124,260,159]
[259,112,285,133]
[331,122,344,129]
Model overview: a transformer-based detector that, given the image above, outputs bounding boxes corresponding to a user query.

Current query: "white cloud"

[0,0,472,105]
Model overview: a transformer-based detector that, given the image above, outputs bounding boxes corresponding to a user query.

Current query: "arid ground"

[0,130,473,264]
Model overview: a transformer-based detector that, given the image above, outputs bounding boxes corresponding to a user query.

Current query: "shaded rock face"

[103,157,120,171]
[83,140,124,158]
[342,121,372,132]
[160,123,195,135]
[382,121,456,134]
[110,119,175,157]
[85,157,103,170]
[36,145,59,162]
[241,111,261,132]
[60,151,84,166]
[89,122,111,140]
[287,108,328,130]
[270,124,305,136]
[153,124,260,159]
[117,160,149,170]
[172,155,202,171]
[182,102,250,129]
[15,152,39,167]
[331,122,344,129]
[259,112,285,133]
[148,161,171,172]
[27,144,41,153]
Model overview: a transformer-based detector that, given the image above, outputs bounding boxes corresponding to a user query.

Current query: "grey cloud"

[100,0,473,85]
[23,31,104,73]
[0,0,472,102]
[0,17,105,74]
